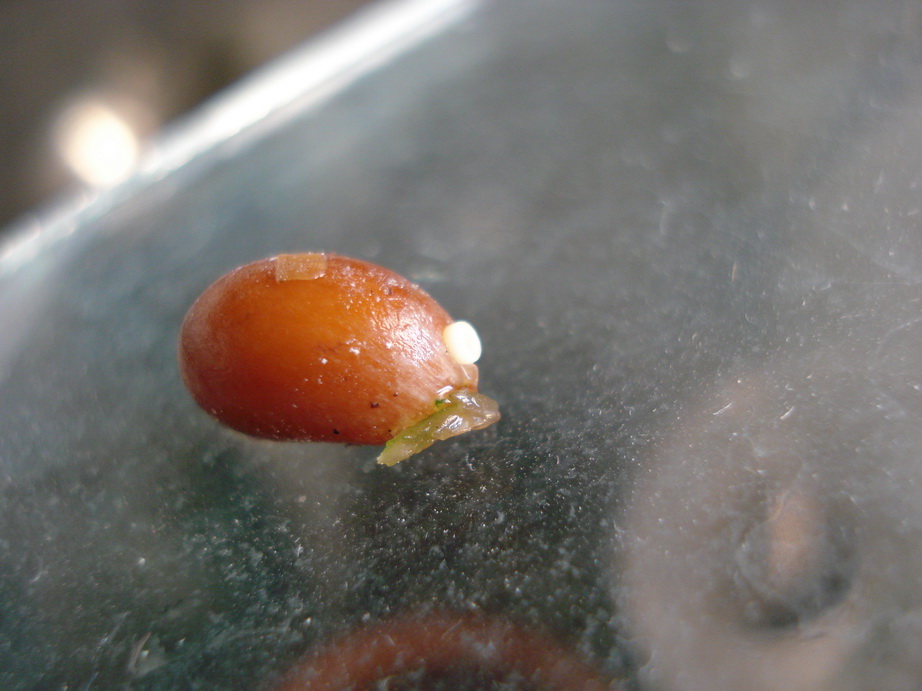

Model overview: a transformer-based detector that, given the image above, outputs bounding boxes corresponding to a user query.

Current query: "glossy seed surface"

[178,253,498,461]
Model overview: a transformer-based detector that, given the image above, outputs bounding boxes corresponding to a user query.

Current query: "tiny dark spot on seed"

[370,402,380,408]
[332,428,341,435]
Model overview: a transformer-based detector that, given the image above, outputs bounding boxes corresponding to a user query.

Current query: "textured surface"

[2,0,922,688]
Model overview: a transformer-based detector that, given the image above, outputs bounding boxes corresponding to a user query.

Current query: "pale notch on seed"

[275,253,328,281]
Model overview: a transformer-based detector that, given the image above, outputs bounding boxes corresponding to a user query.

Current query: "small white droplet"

[443,321,482,365]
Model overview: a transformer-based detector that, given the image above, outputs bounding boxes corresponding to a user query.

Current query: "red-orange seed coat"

[178,253,481,446]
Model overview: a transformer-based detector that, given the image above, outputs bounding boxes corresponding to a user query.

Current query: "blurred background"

[0,0,373,231]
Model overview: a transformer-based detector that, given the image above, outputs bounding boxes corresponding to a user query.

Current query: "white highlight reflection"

[0,0,478,278]
[143,0,479,176]
[54,97,141,187]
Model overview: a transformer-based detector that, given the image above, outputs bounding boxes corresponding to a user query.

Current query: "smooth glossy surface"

[2,0,922,689]
[179,253,482,446]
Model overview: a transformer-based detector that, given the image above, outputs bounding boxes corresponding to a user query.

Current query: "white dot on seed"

[443,321,482,365]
